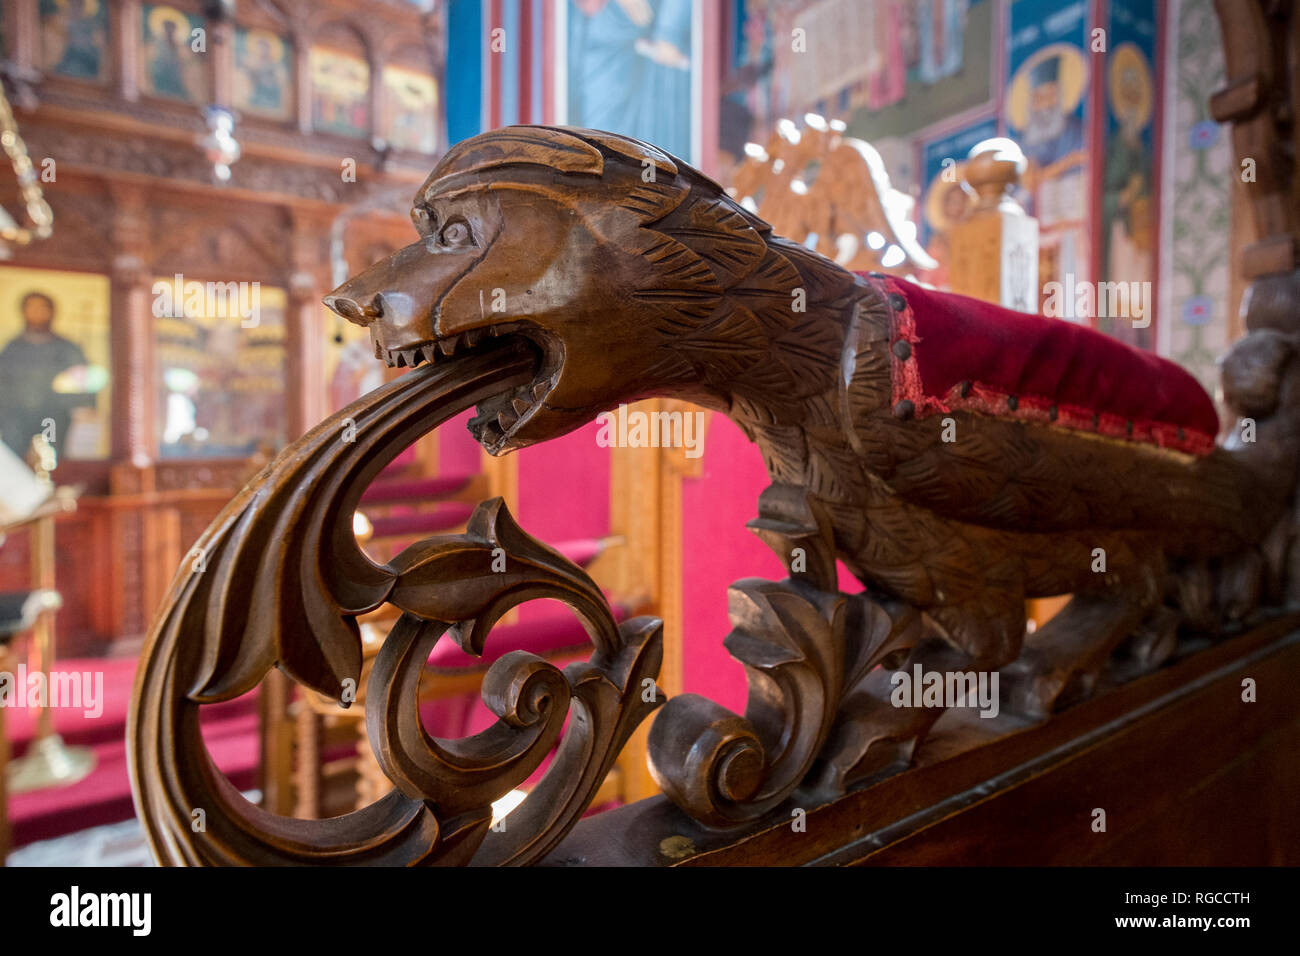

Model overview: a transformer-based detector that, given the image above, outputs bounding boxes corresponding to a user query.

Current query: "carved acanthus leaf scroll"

[128,341,663,865]
[647,484,926,827]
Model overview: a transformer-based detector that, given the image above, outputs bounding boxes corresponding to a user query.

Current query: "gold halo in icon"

[242,28,286,63]
[51,0,102,15]
[147,4,193,40]
[1108,42,1152,128]
[1005,42,1089,133]
[924,166,973,235]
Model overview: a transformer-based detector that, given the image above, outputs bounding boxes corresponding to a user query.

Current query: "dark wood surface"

[543,615,1300,866]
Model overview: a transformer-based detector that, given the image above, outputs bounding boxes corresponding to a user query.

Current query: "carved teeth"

[376,322,533,369]
[497,409,518,430]
[512,397,531,415]
[532,381,549,400]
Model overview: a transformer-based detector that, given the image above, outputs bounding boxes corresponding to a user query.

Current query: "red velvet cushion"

[868,276,1219,454]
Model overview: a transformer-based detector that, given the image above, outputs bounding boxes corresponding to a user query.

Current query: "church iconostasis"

[324,307,383,415]
[26,1,442,154]
[383,61,438,154]
[564,0,696,162]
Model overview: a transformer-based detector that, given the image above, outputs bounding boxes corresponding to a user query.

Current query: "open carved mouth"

[374,321,564,452]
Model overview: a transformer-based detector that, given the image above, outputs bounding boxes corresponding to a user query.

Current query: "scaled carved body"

[326,125,1300,778]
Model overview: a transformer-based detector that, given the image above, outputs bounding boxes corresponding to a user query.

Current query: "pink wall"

[680,415,782,714]
[515,418,611,544]
[679,414,865,715]
[442,405,853,720]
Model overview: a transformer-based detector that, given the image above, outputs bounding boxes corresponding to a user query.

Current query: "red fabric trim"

[865,275,1218,455]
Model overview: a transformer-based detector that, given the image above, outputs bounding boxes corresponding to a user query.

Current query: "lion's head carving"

[324,125,857,453]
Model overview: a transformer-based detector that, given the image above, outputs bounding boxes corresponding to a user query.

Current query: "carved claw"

[1000,595,1153,720]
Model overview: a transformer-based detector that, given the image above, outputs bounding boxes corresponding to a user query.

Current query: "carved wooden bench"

[127,4,1300,863]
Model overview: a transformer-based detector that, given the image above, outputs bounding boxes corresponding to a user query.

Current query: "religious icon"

[310,47,370,138]
[0,275,110,463]
[1102,43,1155,288]
[1005,43,1088,171]
[234,28,293,122]
[141,4,208,103]
[155,283,287,458]
[382,65,437,153]
[568,0,694,160]
[39,0,109,82]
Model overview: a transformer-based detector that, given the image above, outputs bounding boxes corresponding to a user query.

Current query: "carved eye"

[440,219,474,247]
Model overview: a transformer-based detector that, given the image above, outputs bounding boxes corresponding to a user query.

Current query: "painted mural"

[0,268,111,462]
[311,46,370,138]
[141,4,208,102]
[1005,0,1090,318]
[383,64,438,153]
[721,0,992,170]
[39,0,109,82]
[1099,0,1157,348]
[566,0,694,161]
[234,27,294,122]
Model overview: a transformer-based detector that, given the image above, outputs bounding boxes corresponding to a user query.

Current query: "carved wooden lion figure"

[326,125,1300,783]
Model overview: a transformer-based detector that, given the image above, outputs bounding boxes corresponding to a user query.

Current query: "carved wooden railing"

[128,342,664,865]
[130,53,1300,861]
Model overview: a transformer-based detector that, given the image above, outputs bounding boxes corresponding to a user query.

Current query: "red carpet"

[6,592,626,847]
[5,657,259,848]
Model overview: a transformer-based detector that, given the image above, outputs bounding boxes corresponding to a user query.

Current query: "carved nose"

[323,292,382,324]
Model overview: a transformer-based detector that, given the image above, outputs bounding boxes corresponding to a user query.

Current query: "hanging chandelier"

[0,81,53,251]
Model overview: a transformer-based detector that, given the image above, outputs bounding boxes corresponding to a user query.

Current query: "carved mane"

[421,125,862,411]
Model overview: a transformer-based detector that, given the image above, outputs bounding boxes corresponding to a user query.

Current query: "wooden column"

[107,183,158,640]
[258,668,296,816]
[286,208,331,440]
[211,17,234,108]
[0,640,9,863]
[367,50,383,147]
[1212,0,1300,326]
[108,183,156,467]
[117,0,141,102]
[295,37,313,135]
[605,398,703,802]
[10,0,38,74]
